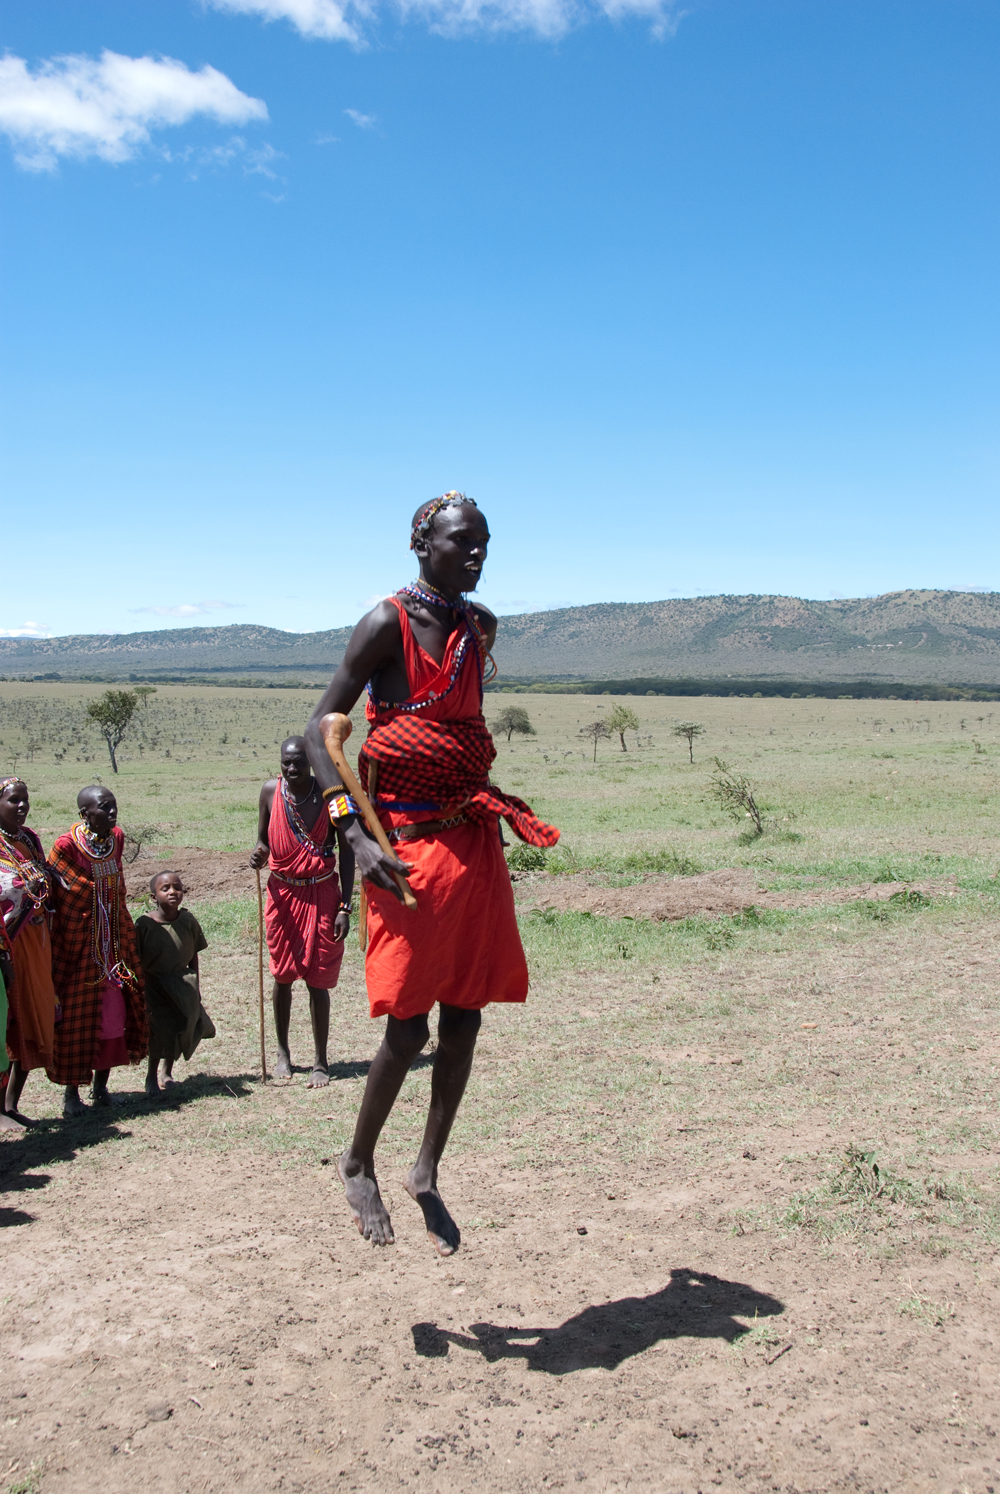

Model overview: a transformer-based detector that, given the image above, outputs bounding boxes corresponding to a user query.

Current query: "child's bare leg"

[159,1058,176,1085]
[145,1054,161,1098]
[5,1060,33,1123]
[339,1013,430,1246]
[306,985,330,1086]
[272,982,293,1078]
[404,1005,481,1257]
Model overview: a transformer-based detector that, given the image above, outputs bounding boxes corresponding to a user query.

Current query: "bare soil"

[1,903,1000,1493]
[517,868,961,922]
[126,846,258,905]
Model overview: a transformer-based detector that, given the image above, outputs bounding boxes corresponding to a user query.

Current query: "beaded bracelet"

[327,793,360,823]
[338,901,352,914]
[321,783,348,800]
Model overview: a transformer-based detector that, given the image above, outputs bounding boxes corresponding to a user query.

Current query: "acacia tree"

[86,689,138,774]
[133,685,158,708]
[492,705,536,743]
[606,703,640,752]
[580,719,612,762]
[672,720,705,763]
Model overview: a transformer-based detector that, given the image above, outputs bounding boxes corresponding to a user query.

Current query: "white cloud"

[0,621,52,639]
[163,135,284,179]
[0,50,267,171]
[344,108,377,129]
[207,0,361,43]
[208,0,682,41]
[129,601,244,618]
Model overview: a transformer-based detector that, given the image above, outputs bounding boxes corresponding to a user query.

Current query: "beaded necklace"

[0,825,48,910]
[280,778,335,857]
[399,582,497,681]
[69,822,136,987]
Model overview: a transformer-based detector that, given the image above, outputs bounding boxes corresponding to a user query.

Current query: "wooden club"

[319,713,418,910]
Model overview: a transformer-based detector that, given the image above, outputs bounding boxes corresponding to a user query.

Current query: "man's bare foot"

[339,1153,395,1246]
[404,1166,461,1256]
[272,1052,293,1080]
[162,1075,177,1088]
[306,1065,329,1088]
[63,1088,87,1118]
[144,1076,162,1100]
[5,1109,35,1127]
[90,1089,126,1108]
[0,1112,25,1134]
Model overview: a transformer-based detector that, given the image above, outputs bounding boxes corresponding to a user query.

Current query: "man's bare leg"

[144,1053,162,1098]
[271,982,294,1079]
[91,1068,113,1106]
[404,1005,481,1257]
[339,1013,430,1246]
[306,985,331,1087]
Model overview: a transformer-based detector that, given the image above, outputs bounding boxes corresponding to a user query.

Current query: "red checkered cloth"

[359,715,559,848]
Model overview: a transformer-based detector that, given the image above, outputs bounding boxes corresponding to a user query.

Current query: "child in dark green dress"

[136,871,215,1097]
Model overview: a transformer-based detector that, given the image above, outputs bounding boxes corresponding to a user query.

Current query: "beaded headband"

[0,777,22,796]
[410,492,478,550]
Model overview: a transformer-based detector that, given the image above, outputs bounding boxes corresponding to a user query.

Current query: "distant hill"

[4,590,1000,686]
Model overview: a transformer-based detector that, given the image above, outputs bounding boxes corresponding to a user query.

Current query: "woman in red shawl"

[46,786,147,1116]
[305,493,557,1258]
[0,776,57,1126]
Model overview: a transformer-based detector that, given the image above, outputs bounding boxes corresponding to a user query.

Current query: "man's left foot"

[404,1166,461,1256]
[272,1053,293,1081]
[306,1065,330,1088]
[0,1112,25,1134]
[5,1109,35,1127]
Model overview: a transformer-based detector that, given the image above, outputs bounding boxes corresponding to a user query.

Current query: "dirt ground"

[517,867,961,923]
[126,846,258,906]
[2,895,1000,1494]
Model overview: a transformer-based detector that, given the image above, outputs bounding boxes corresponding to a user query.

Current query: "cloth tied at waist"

[359,715,559,849]
[269,869,336,887]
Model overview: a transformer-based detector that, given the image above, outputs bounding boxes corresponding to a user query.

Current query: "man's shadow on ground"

[328,1051,434,1083]
[412,1268,784,1374]
[0,1072,255,1226]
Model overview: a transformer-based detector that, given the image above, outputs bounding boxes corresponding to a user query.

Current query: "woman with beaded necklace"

[0,777,57,1127]
[46,786,147,1117]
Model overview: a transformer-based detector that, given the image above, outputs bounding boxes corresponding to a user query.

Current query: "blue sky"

[1,0,997,638]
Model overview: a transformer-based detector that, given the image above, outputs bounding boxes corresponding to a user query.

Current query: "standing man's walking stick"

[319,713,418,910]
[255,868,267,1084]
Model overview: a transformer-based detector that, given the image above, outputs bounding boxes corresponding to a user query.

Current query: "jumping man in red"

[305,493,557,1255]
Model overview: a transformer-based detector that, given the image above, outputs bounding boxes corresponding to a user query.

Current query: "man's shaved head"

[281,736,306,754]
[78,785,116,810]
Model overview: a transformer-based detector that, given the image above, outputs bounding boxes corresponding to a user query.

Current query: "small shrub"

[505,842,548,873]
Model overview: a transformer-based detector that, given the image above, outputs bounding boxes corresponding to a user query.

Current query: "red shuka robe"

[266,779,345,988]
[46,825,146,1086]
[358,596,557,1021]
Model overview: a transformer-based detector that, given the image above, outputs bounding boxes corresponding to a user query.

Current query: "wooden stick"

[255,868,267,1083]
[320,713,417,910]
[357,761,376,952]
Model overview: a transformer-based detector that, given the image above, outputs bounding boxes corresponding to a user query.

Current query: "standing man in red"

[305,492,558,1256]
[251,737,354,1086]
[47,786,147,1116]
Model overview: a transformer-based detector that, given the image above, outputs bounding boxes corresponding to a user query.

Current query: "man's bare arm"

[304,602,413,899]
[249,780,277,870]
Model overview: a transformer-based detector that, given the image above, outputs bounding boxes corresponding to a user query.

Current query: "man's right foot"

[0,1112,25,1134]
[5,1109,35,1127]
[272,1052,293,1080]
[144,1077,162,1100]
[63,1092,87,1118]
[339,1153,395,1246]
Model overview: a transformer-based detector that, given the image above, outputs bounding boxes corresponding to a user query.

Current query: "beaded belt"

[389,815,469,844]
[270,870,336,887]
